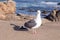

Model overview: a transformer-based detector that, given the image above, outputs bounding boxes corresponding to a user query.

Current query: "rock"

[57,2,60,5]
[27,8,37,12]
[0,0,16,20]
[0,13,6,20]
[0,2,7,14]
[18,7,27,10]
[7,1,16,14]
[0,0,16,14]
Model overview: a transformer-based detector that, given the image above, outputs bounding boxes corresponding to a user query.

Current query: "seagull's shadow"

[10,24,28,31]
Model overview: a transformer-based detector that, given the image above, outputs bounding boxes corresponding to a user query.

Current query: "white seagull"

[23,10,42,34]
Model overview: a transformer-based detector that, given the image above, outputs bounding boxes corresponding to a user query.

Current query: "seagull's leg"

[32,29,39,40]
[27,28,37,34]
[28,28,36,34]
[32,29,37,34]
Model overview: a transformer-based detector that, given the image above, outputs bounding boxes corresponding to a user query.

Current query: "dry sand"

[0,19,60,40]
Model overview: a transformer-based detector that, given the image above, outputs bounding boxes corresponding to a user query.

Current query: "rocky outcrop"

[0,0,16,20]
[6,1,16,14]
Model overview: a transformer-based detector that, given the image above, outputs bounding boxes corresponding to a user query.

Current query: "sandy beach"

[0,18,60,40]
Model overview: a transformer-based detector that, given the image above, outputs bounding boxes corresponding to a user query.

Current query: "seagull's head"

[37,10,41,14]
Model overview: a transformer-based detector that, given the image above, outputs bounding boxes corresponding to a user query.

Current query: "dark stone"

[57,2,60,5]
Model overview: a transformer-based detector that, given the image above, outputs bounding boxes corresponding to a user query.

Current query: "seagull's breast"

[32,19,42,29]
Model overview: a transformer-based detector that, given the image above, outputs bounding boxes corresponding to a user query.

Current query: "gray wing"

[24,20,36,28]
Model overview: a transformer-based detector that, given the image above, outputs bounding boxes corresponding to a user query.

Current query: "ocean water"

[15,0,60,17]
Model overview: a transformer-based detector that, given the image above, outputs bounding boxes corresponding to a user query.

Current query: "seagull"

[23,10,42,34]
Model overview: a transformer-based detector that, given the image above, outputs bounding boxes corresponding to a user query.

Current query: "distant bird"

[22,10,42,34]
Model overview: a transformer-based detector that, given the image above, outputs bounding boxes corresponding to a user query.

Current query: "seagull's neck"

[35,13,41,21]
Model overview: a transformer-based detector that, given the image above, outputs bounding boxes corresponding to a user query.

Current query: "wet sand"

[0,19,60,40]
